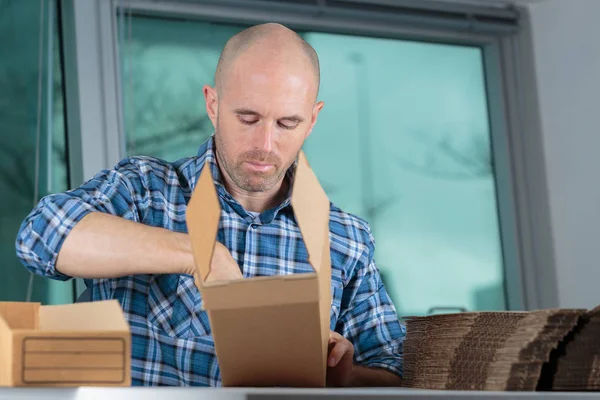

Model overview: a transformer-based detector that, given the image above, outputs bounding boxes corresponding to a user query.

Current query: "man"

[15,23,405,387]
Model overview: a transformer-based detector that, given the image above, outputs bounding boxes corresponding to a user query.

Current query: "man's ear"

[203,84,218,128]
[305,101,324,140]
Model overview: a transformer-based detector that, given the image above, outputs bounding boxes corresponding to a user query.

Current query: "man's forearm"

[56,212,195,279]
[349,366,403,387]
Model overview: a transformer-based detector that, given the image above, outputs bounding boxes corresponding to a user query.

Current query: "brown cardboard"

[403,309,585,391]
[0,299,131,387]
[0,302,39,330]
[0,315,12,386]
[552,306,600,390]
[186,151,332,387]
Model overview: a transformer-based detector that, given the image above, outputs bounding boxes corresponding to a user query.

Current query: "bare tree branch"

[127,115,211,153]
[393,130,493,180]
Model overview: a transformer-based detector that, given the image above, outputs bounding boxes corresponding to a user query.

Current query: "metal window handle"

[427,306,468,315]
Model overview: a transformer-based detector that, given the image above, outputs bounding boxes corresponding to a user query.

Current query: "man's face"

[204,56,323,193]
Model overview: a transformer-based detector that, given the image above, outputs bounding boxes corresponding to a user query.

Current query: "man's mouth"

[244,161,274,172]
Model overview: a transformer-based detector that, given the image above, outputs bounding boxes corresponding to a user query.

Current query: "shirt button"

[250,224,257,229]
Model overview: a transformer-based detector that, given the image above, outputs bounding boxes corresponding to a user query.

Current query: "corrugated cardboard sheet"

[403,308,594,391]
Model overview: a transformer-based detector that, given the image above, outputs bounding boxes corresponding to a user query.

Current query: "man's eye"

[278,121,298,130]
[239,116,258,125]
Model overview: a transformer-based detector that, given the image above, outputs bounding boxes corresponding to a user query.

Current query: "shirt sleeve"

[15,158,150,281]
[335,230,407,377]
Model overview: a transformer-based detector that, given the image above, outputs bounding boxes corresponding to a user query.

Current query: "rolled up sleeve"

[15,158,149,280]
[336,240,406,377]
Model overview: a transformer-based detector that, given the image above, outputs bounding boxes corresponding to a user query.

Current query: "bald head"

[203,23,325,197]
[214,23,320,99]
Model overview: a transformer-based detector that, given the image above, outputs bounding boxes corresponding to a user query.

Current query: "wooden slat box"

[0,300,130,387]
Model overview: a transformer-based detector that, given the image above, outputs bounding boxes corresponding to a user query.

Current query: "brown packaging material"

[0,300,131,387]
[186,151,332,387]
[487,310,582,391]
[552,306,600,390]
[403,309,585,392]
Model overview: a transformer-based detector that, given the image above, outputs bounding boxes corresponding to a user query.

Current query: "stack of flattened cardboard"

[551,306,600,391]
[403,309,584,391]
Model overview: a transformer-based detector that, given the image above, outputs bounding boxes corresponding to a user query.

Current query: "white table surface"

[0,387,599,400]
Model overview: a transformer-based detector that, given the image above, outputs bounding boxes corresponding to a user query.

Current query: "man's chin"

[244,180,277,193]
[234,169,277,186]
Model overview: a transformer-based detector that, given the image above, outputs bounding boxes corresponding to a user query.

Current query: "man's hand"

[205,241,243,283]
[327,330,404,387]
[327,331,355,387]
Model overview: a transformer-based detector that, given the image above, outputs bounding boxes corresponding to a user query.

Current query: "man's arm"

[56,212,195,278]
[350,366,403,387]
[15,158,195,280]
[328,224,406,387]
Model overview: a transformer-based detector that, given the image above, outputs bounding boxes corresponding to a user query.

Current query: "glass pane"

[0,0,71,304]
[302,33,504,316]
[119,17,244,158]
[119,17,506,317]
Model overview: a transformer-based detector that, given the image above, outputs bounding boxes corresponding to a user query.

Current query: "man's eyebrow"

[233,108,304,123]
[234,108,262,117]
[280,115,304,123]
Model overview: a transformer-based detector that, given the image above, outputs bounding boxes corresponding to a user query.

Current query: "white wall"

[527,0,600,309]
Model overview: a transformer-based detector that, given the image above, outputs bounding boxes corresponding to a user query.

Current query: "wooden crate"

[0,300,130,387]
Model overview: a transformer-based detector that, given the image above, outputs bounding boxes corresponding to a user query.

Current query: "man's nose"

[253,122,274,153]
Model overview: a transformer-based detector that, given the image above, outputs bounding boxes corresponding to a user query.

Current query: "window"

[119,16,505,316]
[0,0,71,304]
[304,33,503,316]
[120,18,243,159]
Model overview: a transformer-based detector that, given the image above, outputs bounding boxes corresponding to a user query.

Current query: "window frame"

[60,0,558,311]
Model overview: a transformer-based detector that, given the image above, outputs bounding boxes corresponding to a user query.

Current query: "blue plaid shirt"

[16,135,405,386]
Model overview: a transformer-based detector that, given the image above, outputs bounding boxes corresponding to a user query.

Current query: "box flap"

[38,300,129,332]
[291,151,330,274]
[186,163,220,283]
[187,151,330,287]
[0,302,40,330]
[0,315,10,386]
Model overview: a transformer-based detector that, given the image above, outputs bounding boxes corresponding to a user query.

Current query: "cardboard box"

[186,151,332,387]
[0,300,131,387]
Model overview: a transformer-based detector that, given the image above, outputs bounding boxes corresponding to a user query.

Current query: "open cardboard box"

[186,151,332,387]
[0,300,131,387]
